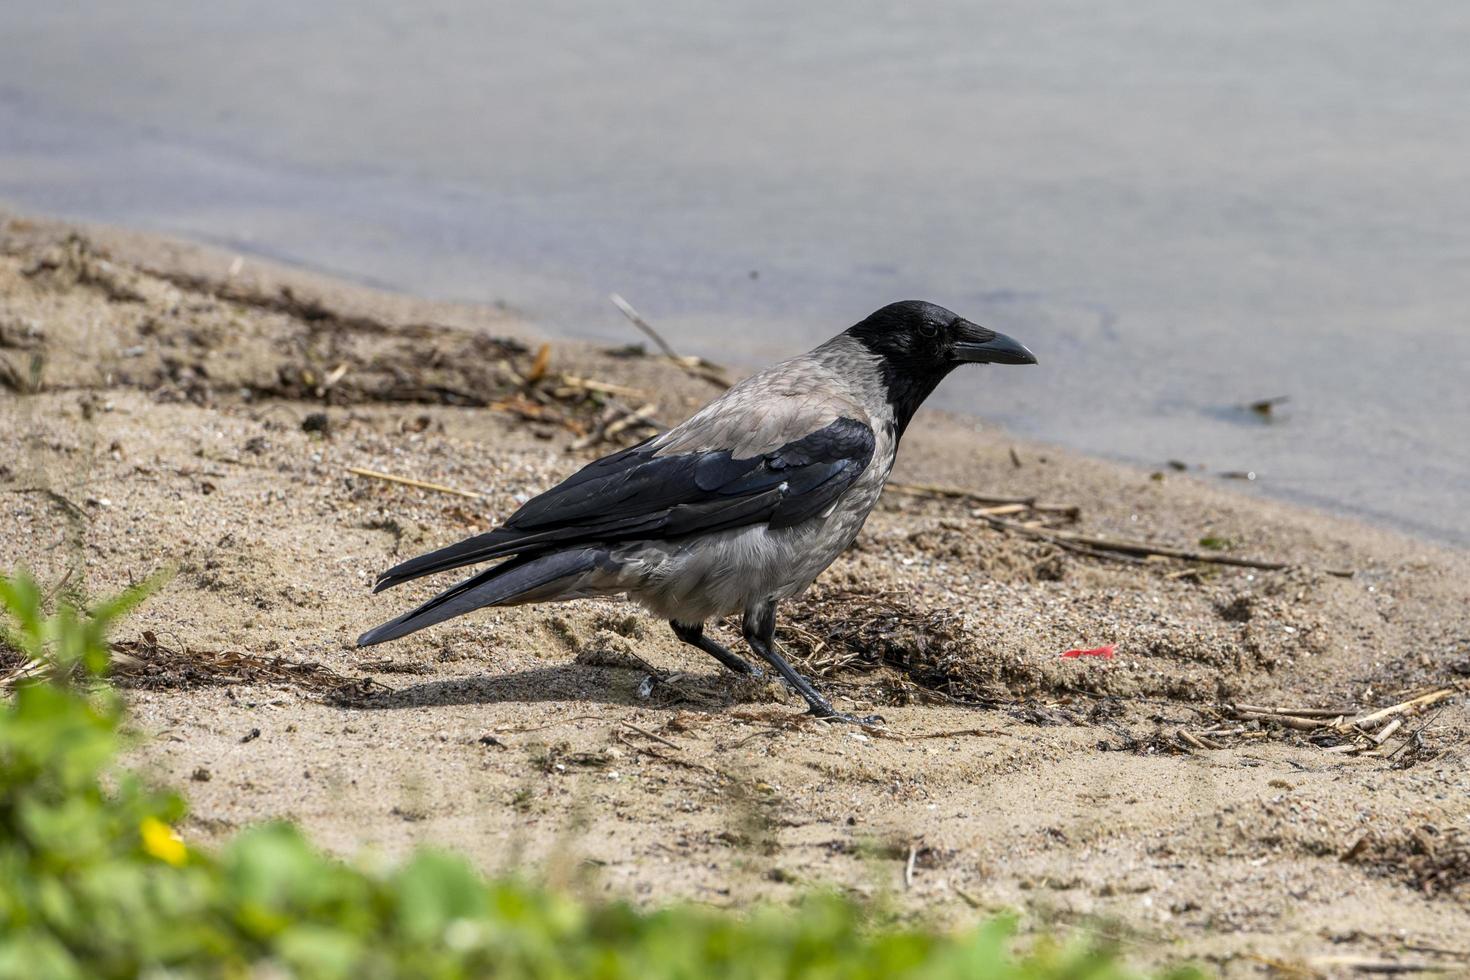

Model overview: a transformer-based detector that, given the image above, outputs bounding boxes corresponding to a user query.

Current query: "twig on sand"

[346,466,481,500]
[1370,718,1404,746]
[1383,704,1450,761]
[886,482,1080,519]
[569,399,665,451]
[1178,730,1224,751]
[557,375,648,399]
[4,486,91,521]
[1,659,46,688]
[1232,710,1327,732]
[953,886,984,909]
[1241,954,1318,978]
[876,726,1010,741]
[1232,704,1348,718]
[1221,683,1466,757]
[892,477,1352,576]
[40,565,78,605]
[615,728,721,777]
[609,293,731,389]
[603,402,661,441]
[970,503,1029,517]
[621,721,682,750]
[1348,688,1458,730]
[1307,955,1444,975]
[730,727,786,748]
[522,344,552,384]
[610,293,682,360]
[6,632,386,698]
[1041,535,1149,566]
[490,714,607,736]
[904,842,918,889]
[982,516,1356,577]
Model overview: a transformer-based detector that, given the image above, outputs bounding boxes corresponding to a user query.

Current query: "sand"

[2,211,1467,976]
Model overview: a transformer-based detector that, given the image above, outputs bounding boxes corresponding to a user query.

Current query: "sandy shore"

[2,211,1467,975]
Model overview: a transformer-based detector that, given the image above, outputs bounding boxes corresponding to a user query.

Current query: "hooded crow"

[359,301,1036,724]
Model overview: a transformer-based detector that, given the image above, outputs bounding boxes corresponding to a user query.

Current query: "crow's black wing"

[372,417,875,592]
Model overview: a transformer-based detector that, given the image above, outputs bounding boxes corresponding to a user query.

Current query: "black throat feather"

[878,361,957,439]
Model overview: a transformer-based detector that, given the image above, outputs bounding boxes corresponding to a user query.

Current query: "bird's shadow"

[357,663,751,712]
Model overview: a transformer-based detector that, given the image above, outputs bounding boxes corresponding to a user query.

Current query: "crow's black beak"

[951,322,1037,365]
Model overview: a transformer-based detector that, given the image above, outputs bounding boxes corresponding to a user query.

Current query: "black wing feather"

[373,417,875,591]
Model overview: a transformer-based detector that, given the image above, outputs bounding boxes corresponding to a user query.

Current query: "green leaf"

[275,924,364,978]
[394,851,490,943]
[0,571,45,659]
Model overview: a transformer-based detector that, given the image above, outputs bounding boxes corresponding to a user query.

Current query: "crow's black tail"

[357,548,606,647]
[372,528,523,593]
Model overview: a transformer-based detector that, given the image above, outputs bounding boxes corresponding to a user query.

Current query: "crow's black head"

[844,300,1036,434]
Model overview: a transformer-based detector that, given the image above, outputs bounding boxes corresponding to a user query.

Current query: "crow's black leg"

[741,600,882,726]
[670,620,763,677]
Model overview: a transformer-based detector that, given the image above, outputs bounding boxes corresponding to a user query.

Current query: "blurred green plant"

[0,570,1203,979]
[0,569,165,681]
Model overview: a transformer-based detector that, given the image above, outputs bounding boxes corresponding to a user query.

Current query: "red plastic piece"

[1060,644,1116,659]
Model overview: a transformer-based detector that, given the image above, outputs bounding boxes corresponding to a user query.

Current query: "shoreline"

[3,210,1467,973]
[9,205,1465,560]
[6,200,1465,554]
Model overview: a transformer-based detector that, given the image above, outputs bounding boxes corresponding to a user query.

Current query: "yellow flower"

[140,816,188,866]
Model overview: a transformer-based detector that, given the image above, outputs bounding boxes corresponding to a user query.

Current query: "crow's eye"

[917,321,938,339]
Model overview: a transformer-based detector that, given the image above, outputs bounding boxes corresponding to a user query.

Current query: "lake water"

[3,1,1468,544]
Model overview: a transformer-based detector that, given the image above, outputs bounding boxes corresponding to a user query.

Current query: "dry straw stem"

[522,343,552,384]
[609,293,732,389]
[1307,956,1442,975]
[1370,718,1404,745]
[4,486,90,522]
[1177,731,1208,750]
[981,515,1356,577]
[557,375,648,399]
[969,503,1029,517]
[490,714,608,736]
[346,466,482,500]
[620,721,682,750]
[1,658,46,688]
[879,726,1009,741]
[615,728,721,777]
[569,400,664,451]
[886,482,1081,519]
[1232,704,1346,718]
[1224,683,1466,756]
[1232,710,1326,732]
[1178,730,1225,751]
[953,886,984,909]
[1348,687,1459,729]
[603,402,660,440]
